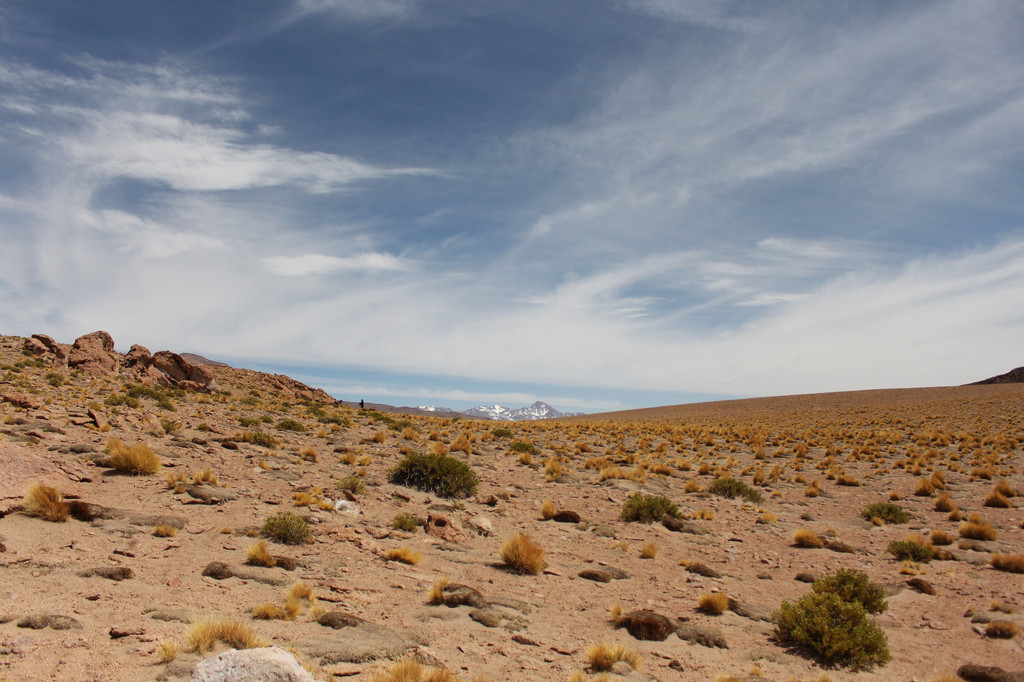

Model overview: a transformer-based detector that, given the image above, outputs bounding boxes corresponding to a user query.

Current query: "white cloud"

[263,252,410,277]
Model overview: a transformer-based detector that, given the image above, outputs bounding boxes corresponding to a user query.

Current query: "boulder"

[68,331,118,375]
[22,337,48,356]
[617,610,676,641]
[0,441,88,514]
[151,351,217,391]
[31,334,68,362]
[425,513,466,543]
[190,647,316,682]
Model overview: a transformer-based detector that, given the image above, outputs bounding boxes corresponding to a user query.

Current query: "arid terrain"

[1,332,1022,682]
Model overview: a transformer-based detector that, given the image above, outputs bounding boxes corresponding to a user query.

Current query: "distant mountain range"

[414,400,582,421]
[969,366,1024,385]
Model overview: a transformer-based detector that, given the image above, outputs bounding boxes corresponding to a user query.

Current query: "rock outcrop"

[68,331,118,375]
[190,647,316,682]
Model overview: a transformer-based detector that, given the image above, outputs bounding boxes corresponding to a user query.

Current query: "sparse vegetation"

[246,540,277,567]
[185,619,266,654]
[887,540,934,563]
[774,570,891,670]
[698,592,730,614]
[262,512,312,545]
[708,476,764,502]
[586,641,641,672]
[859,502,909,524]
[391,513,421,532]
[990,553,1024,573]
[385,546,423,565]
[389,452,478,499]
[620,493,681,523]
[336,475,367,495]
[792,528,825,548]
[812,569,887,614]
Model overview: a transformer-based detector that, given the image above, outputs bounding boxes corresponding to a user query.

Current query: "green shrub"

[389,452,479,498]
[275,418,306,432]
[262,512,312,545]
[238,417,260,427]
[708,477,764,503]
[45,372,65,387]
[621,493,681,523]
[860,502,909,524]
[391,513,421,532]
[336,475,366,495]
[509,441,537,454]
[886,540,933,562]
[491,427,513,439]
[773,592,890,670]
[812,569,887,615]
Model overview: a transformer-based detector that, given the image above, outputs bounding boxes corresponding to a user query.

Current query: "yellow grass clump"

[640,542,659,559]
[960,516,998,541]
[499,533,546,575]
[930,529,954,546]
[990,553,1024,574]
[22,483,70,522]
[586,641,642,672]
[156,640,179,663]
[252,602,293,620]
[983,491,1012,508]
[246,540,277,567]
[933,493,955,512]
[985,621,1019,639]
[185,619,266,654]
[450,433,472,454]
[428,576,450,605]
[369,656,464,682]
[385,546,423,565]
[105,438,161,475]
[540,500,556,520]
[698,592,730,615]
[153,524,177,537]
[792,528,824,548]
[517,451,533,465]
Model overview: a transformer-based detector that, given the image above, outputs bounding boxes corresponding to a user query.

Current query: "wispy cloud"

[263,252,411,277]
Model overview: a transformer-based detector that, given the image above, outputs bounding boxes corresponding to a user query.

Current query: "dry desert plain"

[1,332,1023,682]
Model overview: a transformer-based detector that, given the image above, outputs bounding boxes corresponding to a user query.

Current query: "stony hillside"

[1,332,1023,681]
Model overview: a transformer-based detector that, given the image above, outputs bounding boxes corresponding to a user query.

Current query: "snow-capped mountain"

[416,405,458,413]
[462,401,579,421]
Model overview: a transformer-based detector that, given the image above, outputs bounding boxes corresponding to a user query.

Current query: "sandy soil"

[1,334,1022,681]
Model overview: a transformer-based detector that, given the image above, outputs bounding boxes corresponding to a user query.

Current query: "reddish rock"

[2,393,41,410]
[0,441,87,513]
[31,334,68,362]
[151,351,217,391]
[123,344,152,368]
[425,513,466,542]
[68,331,118,375]
[23,337,48,356]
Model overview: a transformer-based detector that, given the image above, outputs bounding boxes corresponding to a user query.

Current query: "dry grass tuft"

[156,640,179,663]
[105,438,161,475]
[252,602,293,620]
[185,619,266,654]
[698,592,730,615]
[22,482,69,522]
[540,500,556,520]
[990,553,1024,573]
[640,542,659,559]
[299,446,318,462]
[369,656,463,682]
[427,576,450,605]
[287,581,313,603]
[246,540,277,567]
[984,491,1012,508]
[385,546,423,565]
[930,529,954,546]
[499,533,546,574]
[960,519,998,541]
[994,479,1018,497]
[153,524,177,537]
[586,641,642,672]
[985,620,1019,639]
[792,528,825,548]
[517,451,533,465]
[933,493,955,512]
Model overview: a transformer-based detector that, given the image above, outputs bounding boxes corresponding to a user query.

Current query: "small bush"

[813,569,887,614]
[22,483,69,522]
[153,524,177,537]
[773,592,890,670]
[621,493,681,523]
[984,491,1012,508]
[509,440,537,454]
[934,493,956,512]
[391,513,421,532]
[275,418,306,432]
[887,540,933,563]
[388,452,478,499]
[262,512,312,545]
[990,553,1024,574]
[859,502,909,524]
[336,475,366,495]
[708,477,764,503]
[491,427,513,439]
[500,533,546,574]
[930,529,955,546]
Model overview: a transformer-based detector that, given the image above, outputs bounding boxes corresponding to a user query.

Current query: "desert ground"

[1,332,1022,682]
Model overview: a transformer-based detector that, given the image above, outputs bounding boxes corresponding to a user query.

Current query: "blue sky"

[2,1,1023,413]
